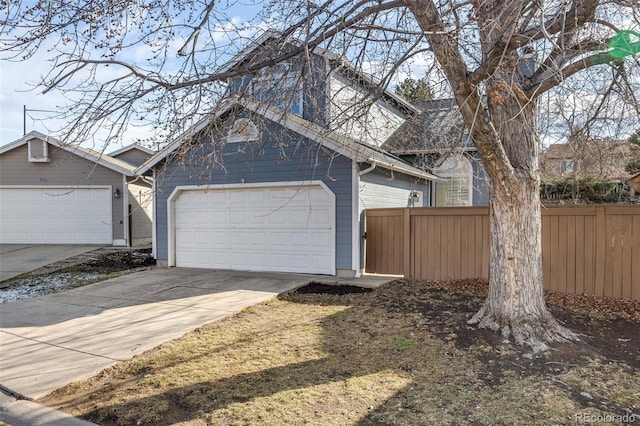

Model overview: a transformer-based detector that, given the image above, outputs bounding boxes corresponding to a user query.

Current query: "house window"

[561,160,574,175]
[251,62,303,116]
[227,118,260,143]
[28,138,50,162]
[433,155,473,206]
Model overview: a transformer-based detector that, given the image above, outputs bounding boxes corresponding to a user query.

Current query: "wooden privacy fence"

[365,205,640,300]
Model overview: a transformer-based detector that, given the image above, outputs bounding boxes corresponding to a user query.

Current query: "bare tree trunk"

[467,82,578,351]
[468,174,577,351]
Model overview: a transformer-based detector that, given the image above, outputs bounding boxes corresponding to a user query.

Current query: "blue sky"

[0,2,439,149]
[0,2,266,148]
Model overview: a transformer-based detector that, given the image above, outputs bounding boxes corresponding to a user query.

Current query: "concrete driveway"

[0,245,101,282]
[0,268,314,402]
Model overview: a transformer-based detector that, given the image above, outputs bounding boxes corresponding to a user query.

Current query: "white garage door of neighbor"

[174,185,335,274]
[0,187,112,244]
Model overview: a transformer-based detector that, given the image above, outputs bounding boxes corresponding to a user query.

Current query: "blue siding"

[154,112,353,271]
[227,52,329,126]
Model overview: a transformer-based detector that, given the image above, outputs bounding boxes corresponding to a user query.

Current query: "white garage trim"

[351,162,361,277]
[0,185,113,244]
[167,181,336,274]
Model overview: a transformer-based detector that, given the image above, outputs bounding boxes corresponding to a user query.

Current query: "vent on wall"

[28,138,50,162]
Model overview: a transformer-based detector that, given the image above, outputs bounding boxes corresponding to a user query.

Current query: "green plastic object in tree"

[609,28,640,59]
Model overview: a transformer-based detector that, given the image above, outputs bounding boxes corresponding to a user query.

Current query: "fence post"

[594,206,606,297]
[404,208,411,278]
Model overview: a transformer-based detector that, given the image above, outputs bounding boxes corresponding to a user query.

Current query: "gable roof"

[0,130,137,176]
[383,98,473,154]
[136,97,442,182]
[217,29,419,115]
[108,143,155,157]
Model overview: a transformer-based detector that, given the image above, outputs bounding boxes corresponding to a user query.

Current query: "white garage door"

[0,187,112,244]
[173,184,335,274]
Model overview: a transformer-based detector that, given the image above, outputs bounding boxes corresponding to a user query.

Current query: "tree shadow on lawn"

[42,281,640,425]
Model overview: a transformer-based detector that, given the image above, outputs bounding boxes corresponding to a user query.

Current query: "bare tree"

[2,0,639,350]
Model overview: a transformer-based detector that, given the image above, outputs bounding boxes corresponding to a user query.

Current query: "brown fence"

[365,205,640,300]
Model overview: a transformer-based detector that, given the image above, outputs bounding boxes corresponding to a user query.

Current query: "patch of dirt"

[0,248,155,303]
[374,278,640,419]
[382,279,640,366]
[296,283,374,295]
[24,248,156,276]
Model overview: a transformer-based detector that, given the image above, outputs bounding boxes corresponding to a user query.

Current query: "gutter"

[358,163,376,176]
[368,158,444,182]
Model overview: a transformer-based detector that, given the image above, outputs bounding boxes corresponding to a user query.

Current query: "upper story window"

[561,160,575,175]
[251,62,303,116]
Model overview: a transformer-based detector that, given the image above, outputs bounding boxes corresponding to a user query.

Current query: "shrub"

[541,177,627,203]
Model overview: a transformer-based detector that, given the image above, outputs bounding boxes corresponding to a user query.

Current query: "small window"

[28,138,50,162]
[227,119,260,143]
[561,160,574,175]
[251,62,303,116]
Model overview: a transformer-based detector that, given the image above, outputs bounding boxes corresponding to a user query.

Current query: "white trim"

[108,143,155,157]
[27,138,50,162]
[167,180,336,273]
[122,175,129,247]
[152,168,157,258]
[0,184,112,190]
[351,162,361,277]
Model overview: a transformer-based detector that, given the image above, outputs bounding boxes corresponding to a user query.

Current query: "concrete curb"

[0,393,97,426]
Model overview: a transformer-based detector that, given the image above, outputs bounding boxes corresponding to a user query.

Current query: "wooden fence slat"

[481,215,490,279]
[575,215,585,296]
[567,216,577,295]
[594,207,606,297]
[633,216,640,300]
[542,215,550,291]
[549,216,560,293]
[621,214,632,299]
[403,208,410,277]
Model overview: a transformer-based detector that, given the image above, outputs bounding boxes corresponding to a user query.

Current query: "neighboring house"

[540,138,631,181]
[384,98,490,206]
[0,131,152,246]
[628,172,640,193]
[110,143,156,246]
[109,143,155,167]
[137,32,442,277]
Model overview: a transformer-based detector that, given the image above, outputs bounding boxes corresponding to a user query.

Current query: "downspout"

[354,162,376,278]
[128,175,153,186]
[358,162,376,176]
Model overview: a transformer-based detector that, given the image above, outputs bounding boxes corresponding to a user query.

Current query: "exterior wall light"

[114,188,121,199]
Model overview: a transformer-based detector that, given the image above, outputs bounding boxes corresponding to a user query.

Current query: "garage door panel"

[174,184,335,274]
[0,187,112,244]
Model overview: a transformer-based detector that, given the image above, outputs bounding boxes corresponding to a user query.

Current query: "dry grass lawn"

[39,280,640,425]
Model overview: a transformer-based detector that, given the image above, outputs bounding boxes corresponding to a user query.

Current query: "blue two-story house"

[137,31,442,277]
